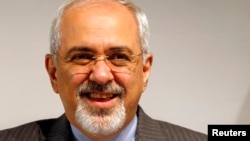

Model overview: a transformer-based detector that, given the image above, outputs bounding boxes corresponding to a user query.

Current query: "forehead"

[59,1,140,53]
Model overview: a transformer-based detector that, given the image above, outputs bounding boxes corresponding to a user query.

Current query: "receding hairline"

[62,0,135,19]
[59,0,141,47]
[60,0,140,35]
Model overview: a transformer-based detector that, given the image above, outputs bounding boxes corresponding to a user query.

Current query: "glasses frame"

[52,50,143,73]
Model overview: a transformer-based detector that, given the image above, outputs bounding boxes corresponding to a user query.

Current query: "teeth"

[90,94,114,99]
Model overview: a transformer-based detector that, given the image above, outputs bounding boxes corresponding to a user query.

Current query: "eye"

[108,52,130,61]
[71,53,93,60]
[107,52,132,66]
[69,53,95,64]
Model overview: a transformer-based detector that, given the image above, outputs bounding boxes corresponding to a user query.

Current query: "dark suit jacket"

[0,106,207,141]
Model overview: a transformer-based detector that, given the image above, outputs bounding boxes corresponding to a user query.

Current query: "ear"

[45,54,59,93]
[142,53,153,91]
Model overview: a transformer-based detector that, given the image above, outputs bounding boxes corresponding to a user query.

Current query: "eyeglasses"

[55,49,142,73]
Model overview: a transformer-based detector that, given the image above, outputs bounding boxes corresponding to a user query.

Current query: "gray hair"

[50,0,149,59]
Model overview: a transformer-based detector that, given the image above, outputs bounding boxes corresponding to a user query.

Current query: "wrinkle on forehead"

[65,0,124,16]
[59,0,141,56]
[61,0,138,34]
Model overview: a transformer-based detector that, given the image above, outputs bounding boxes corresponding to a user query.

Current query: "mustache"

[77,81,125,96]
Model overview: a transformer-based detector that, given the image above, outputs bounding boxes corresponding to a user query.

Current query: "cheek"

[115,67,144,106]
[57,68,88,90]
[56,68,88,111]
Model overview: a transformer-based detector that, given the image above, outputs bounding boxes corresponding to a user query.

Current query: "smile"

[80,93,120,108]
[87,93,117,99]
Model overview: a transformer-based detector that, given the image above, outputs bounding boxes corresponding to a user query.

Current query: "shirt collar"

[70,115,137,141]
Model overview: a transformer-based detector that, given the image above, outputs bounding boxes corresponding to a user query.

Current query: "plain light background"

[0,0,250,134]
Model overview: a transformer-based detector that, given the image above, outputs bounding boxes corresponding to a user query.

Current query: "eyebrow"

[108,46,133,54]
[65,46,94,57]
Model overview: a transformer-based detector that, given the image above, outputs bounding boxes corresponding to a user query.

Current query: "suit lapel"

[135,106,166,141]
[37,114,74,141]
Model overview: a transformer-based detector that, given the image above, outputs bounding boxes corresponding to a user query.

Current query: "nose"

[89,59,114,85]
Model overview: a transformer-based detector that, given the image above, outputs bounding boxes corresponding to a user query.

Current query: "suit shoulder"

[0,115,63,141]
[136,106,207,141]
[155,119,207,140]
[0,122,44,141]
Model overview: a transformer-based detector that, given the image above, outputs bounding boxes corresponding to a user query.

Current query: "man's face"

[46,2,152,138]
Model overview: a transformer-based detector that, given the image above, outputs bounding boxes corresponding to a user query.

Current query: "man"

[0,0,207,140]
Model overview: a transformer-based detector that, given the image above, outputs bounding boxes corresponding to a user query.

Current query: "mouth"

[86,93,119,101]
[80,93,120,108]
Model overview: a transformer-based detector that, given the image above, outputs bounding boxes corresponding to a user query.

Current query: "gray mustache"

[78,81,125,96]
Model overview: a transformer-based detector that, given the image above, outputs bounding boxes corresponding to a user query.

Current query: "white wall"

[0,0,250,134]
